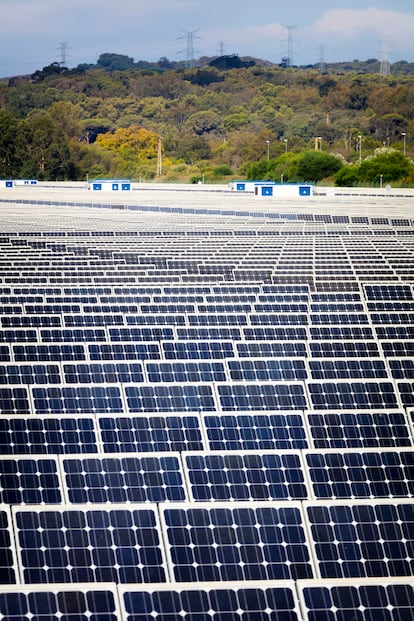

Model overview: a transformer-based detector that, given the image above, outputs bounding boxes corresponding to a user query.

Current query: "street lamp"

[266,140,270,160]
[358,135,362,164]
[402,132,407,156]
[283,138,288,153]
[380,174,383,188]
[314,136,322,151]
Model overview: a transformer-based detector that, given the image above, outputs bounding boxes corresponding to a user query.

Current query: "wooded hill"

[1,54,413,185]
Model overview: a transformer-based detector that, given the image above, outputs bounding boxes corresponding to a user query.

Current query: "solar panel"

[0,362,62,384]
[0,415,99,455]
[227,358,308,381]
[0,584,121,621]
[13,343,87,362]
[124,384,216,412]
[14,504,168,584]
[0,504,18,584]
[88,342,161,361]
[145,361,227,383]
[61,453,187,503]
[305,410,413,449]
[217,381,308,411]
[298,578,414,621]
[0,456,62,504]
[63,362,145,383]
[202,412,309,450]
[236,341,308,358]
[162,341,235,360]
[32,385,124,414]
[305,499,414,578]
[308,358,389,380]
[183,450,308,501]
[160,501,314,582]
[309,342,380,363]
[307,380,400,410]
[0,386,30,413]
[98,414,206,453]
[304,448,414,499]
[119,580,302,621]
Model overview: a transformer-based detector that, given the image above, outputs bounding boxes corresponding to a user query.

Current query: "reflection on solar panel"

[203,412,309,450]
[0,584,121,620]
[0,457,62,504]
[306,410,412,449]
[119,580,302,621]
[0,415,98,454]
[160,502,314,582]
[61,453,187,503]
[304,448,414,499]
[98,415,205,453]
[14,504,167,584]
[183,450,308,501]
[298,578,414,621]
[305,499,414,578]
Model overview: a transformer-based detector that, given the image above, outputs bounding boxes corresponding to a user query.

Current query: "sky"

[0,0,414,78]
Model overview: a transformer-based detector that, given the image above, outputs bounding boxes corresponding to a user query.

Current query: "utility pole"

[156,137,163,177]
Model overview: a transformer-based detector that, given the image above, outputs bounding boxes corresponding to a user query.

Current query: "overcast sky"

[1,0,413,78]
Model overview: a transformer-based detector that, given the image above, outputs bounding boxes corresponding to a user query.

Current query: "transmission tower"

[319,44,327,73]
[179,29,200,68]
[57,42,70,66]
[285,26,296,67]
[379,39,391,76]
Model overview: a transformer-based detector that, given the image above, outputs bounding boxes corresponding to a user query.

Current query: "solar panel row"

[1,498,414,586]
[0,448,412,506]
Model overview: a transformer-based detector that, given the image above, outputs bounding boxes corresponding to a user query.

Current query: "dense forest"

[1,53,414,186]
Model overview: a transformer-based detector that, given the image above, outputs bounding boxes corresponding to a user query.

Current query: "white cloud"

[305,8,414,57]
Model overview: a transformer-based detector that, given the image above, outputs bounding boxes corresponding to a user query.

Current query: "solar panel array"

[0,192,413,620]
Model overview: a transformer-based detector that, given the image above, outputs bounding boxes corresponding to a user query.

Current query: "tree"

[96,125,158,162]
[0,110,20,177]
[358,150,412,184]
[295,151,343,182]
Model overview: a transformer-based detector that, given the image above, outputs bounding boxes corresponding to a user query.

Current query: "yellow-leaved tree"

[96,125,159,177]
